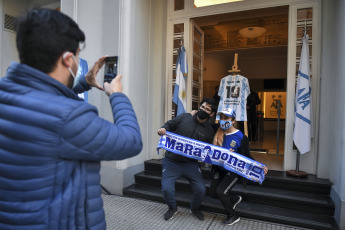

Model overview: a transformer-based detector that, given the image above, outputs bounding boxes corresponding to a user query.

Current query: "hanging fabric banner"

[172,46,188,116]
[293,32,313,154]
[157,131,266,184]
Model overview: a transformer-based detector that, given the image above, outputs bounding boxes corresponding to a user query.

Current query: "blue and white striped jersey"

[217,74,250,121]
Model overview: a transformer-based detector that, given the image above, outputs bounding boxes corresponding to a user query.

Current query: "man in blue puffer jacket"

[0,8,143,230]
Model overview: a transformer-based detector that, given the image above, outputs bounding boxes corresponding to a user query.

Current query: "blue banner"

[157,131,266,184]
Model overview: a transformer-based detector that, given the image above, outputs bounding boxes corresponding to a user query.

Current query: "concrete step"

[134,170,335,215]
[144,159,333,194]
[123,183,338,230]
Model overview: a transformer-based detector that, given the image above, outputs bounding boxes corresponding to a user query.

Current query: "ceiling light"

[239,27,266,38]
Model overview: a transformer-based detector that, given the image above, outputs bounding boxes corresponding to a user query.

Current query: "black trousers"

[247,110,257,141]
[210,172,239,216]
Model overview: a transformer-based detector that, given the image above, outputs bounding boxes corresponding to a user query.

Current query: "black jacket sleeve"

[239,135,253,159]
[161,113,186,132]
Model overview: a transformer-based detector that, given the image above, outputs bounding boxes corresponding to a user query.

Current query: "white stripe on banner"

[157,131,266,184]
[172,46,187,116]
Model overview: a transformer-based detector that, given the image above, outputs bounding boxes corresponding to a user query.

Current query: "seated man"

[157,98,217,221]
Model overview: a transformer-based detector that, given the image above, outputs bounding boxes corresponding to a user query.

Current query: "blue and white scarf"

[157,131,266,184]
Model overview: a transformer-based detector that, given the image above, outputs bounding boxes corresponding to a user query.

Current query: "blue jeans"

[161,157,206,210]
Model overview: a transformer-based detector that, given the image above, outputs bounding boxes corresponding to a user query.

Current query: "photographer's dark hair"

[201,98,217,114]
[15,8,85,73]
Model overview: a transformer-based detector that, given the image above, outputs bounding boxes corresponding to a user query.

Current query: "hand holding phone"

[104,56,118,83]
[104,74,122,96]
[84,55,107,91]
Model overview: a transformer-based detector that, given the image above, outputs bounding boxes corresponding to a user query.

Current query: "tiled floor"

[250,131,285,171]
[103,195,311,230]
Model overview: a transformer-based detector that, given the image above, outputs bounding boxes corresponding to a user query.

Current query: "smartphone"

[104,56,118,83]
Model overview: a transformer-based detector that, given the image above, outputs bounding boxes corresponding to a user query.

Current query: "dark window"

[264,79,285,90]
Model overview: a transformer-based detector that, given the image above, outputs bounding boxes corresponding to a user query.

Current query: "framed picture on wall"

[263,92,286,119]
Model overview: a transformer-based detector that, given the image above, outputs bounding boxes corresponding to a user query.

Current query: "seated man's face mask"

[196,109,210,119]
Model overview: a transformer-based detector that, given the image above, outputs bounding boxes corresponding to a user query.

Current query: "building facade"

[0,0,344,228]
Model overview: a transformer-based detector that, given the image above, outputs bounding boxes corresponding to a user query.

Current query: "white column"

[61,0,147,195]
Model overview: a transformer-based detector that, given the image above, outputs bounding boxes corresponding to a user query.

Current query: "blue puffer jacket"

[0,62,143,230]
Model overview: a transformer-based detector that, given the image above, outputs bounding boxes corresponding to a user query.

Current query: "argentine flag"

[74,58,89,102]
[293,33,313,154]
[173,46,188,116]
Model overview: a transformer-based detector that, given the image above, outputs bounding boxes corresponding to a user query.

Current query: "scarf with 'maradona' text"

[157,131,266,184]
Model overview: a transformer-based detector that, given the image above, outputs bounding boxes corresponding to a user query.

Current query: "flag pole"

[287,150,308,177]
[296,149,300,173]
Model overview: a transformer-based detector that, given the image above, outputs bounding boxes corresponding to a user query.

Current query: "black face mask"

[196,109,210,120]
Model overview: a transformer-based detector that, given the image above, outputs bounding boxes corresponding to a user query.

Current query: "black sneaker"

[222,215,240,225]
[164,208,177,220]
[190,209,205,221]
[233,195,242,209]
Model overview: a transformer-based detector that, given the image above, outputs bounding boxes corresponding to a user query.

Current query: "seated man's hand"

[157,128,166,135]
[190,110,198,116]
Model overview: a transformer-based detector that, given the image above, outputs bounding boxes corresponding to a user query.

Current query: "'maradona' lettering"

[165,137,176,149]
[165,137,203,158]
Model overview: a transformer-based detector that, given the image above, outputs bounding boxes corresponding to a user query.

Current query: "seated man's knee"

[162,180,174,192]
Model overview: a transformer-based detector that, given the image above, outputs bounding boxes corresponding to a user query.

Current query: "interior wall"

[238,51,287,80]
[203,48,287,102]
[203,52,228,98]
[199,5,288,101]
[203,53,228,81]
[204,49,287,79]
[202,16,288,135]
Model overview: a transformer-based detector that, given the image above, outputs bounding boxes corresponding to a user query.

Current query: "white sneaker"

[223,215,240,225]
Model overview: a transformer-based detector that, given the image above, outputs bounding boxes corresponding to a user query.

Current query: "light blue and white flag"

[173,46,188,116]
[157,131,267,184]
[74,58,89,102]
[293,33,313,154]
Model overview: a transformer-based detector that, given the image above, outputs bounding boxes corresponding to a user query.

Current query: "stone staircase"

[123,159,339,230]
